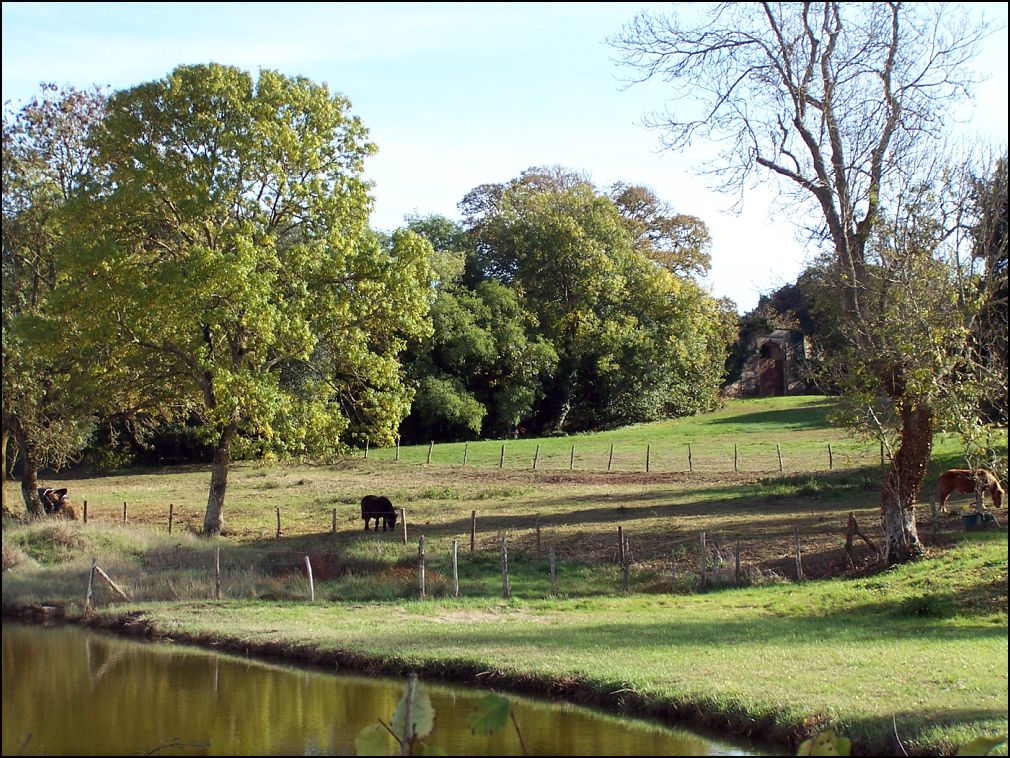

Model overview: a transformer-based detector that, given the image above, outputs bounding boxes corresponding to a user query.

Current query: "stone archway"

[758,340,785,396]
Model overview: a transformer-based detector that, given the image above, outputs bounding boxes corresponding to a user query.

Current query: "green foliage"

[401,215,557,441]
[3,83,108,512]
[956,735,1008,756]
[392,680,436,742]
[797,731,851,756]
[52,64,432,528]
[354,724,398,756]
[355,678,524,756]
[460,167,733,433]
[609,182,712,277]
[467,693,512,736]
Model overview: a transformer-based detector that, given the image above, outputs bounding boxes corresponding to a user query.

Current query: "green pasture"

[2,395,1007,754]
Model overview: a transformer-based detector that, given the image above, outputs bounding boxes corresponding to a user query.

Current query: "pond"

[2,622,764,756]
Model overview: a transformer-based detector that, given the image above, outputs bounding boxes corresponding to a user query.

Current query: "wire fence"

[68,503,918,614]
[358,438,889,475]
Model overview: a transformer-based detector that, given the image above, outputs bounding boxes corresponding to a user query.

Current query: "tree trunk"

[1,421,9,515]
[551,355,578,433]
[202,422,237,535]
[880,402,932,564]
[10,415,43,517]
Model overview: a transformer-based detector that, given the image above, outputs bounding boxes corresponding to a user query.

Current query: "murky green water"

[2,622,760,756]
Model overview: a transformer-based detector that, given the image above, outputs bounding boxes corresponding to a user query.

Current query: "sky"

[3,2,1007,313]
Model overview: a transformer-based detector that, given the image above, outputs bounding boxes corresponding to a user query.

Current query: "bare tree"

[613,3,997,563]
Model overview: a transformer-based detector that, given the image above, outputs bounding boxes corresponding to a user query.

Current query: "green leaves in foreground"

[467,694,512,735]
[468,693,529,756]
[797,731,851,756]
[356,673,442,756]
[354,678,525,756]
[354,724,397,756]
[797,731,1007,757]
[392,679,436,742]
[956,735,1008,756]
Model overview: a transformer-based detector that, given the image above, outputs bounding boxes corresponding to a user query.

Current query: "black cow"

[361,495,398,532]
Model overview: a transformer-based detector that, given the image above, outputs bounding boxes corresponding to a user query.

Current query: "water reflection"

[2,622,756,756]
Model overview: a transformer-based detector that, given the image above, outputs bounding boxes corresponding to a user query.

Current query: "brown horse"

[36,487,79,520]
[936,469,1004,512]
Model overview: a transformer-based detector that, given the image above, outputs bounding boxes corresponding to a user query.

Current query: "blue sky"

[3,2,1007,312]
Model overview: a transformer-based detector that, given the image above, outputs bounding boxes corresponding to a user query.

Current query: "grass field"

[2,396,1007,754]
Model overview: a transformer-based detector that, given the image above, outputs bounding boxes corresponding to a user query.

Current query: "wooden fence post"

[470,510,476,552]
[499,443,505,469]
[532,444,540,470]
[549,547,557,595]
[622,537,631,594]
[828,443,833,470]
[401,508,407,545]
[304,555,314,601]
[275,507,281,540]
[364,437,369,460]
[699,531,707,588]
[608,444,614,472]
[646,444,651,473]
[331,508,337,534]
[123,501,128,525]
[83,500,88,525]
[569,444,575,471]
[84,557,97,614]
[215,547,222,600]
[500,533,511,599]
[395,437,400,462]
[168,503,174,534]
[427,440,434,465]
[776,443,783,472]
[688,444,693,473]
[734,445,739,473]
[418,535,426,600]
[452,539,459,598]
[794,528,803,582]
[463,442,469,467]
[617,525,625,565]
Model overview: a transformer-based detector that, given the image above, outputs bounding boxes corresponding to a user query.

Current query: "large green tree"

[461,167,733,432]
[398,214,557,442]
[2,84,106,515]
[60,64,431,534]
[614,2,995,563]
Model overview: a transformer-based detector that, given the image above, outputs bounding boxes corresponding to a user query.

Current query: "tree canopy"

[2,84,106,514]
[461,167,734,433]
[55,64,432,533]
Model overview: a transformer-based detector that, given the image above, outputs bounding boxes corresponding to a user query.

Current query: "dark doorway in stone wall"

[759,340,785,396]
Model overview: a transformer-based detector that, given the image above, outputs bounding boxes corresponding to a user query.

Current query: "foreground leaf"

[392,682,435,741]
[957,735,1008,756]
[355,723,397,756]
[797,731,851,756]
[468,694,511,736]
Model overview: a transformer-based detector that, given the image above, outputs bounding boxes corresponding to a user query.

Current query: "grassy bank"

[3,528,1006,755]
[3,396,1007,755]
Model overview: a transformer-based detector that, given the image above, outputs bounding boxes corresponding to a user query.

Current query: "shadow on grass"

[703,400,836,430]
[837,708,1008,754]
